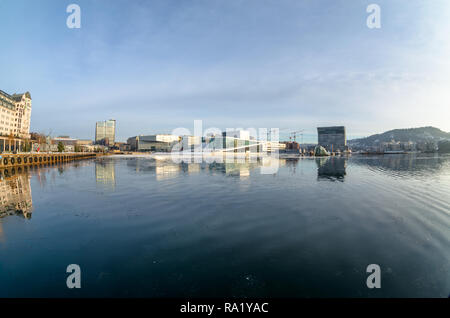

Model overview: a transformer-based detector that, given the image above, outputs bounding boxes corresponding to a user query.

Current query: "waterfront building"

[50,136,78,152]
[378,140,417,152]
[417,141,438,153]
[33,137,94,153]
[224,130,250,140]
[75,139,94,152]
[52,136,78,147]
[0,90,32,152]
[317,126,347,152]
[206,130,253,153]
[77,139,93,146]
[118,142,131,152]
[264,141,286,153]
[127,131,284,154]
[95,119,116,145]
[127,134,180,152]
[204,130,283,153]
[181,135,202,152]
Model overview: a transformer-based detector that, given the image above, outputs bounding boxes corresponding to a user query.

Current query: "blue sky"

[1,0,449,142]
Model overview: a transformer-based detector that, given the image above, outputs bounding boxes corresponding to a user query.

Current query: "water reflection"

[187,163,201,174]
[316,157,347,181]
[0,162,90,223]
[282,158,301,174]
[155,163,181,180]
[352,154,450,177]
[126,157,265,180]
[1,155,450,298]
[95,159,116,189]
[0,169,33,220]
[208,161,257,178]
[113,154,447,182]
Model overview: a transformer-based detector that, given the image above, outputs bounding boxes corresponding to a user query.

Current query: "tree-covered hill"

[348,127,450,147]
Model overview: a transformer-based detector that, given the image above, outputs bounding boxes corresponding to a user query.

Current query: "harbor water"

[0,154,449,297]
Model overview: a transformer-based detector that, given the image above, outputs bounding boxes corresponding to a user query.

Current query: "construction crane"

[289,130,304,145]
[266,128,283,141]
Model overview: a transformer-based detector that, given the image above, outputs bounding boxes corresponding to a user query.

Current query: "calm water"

[0,154,449,298]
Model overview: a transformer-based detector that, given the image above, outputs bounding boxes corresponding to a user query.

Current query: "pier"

[0,153,99,169]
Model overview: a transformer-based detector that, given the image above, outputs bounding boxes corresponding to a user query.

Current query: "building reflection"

[280,158,300,174]
[125,156,346,182]
[125,157,183,180]
[0,169,33,221]
[226,163,250,178]
[187,163,201,174]
[351,153,446,175]
[126,156,272,180]
[155,162,181,180]
[208,162,253,178]
[95,160,116,189]
[316,157,347,181]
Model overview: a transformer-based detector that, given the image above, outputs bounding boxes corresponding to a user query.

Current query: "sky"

[1,0,449,142]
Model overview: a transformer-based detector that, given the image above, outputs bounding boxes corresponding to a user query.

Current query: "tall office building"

[317,126,347,152]
[95,119,116,145]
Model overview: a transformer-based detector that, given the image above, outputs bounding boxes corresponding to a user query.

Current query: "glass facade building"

[127,135,180,152]
[317,126,347,152]
[95,119,116,145]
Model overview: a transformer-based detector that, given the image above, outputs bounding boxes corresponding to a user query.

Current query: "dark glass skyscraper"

[317,126,347,152]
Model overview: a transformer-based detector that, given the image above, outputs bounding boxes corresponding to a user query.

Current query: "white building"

[181,135,202,152]
[127,134,181,152]
[0,90,32,152]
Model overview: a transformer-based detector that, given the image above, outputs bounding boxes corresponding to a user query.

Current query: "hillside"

[348,127,450,147]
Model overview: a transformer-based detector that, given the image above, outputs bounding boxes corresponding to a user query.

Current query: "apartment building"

[0,90,32,152]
